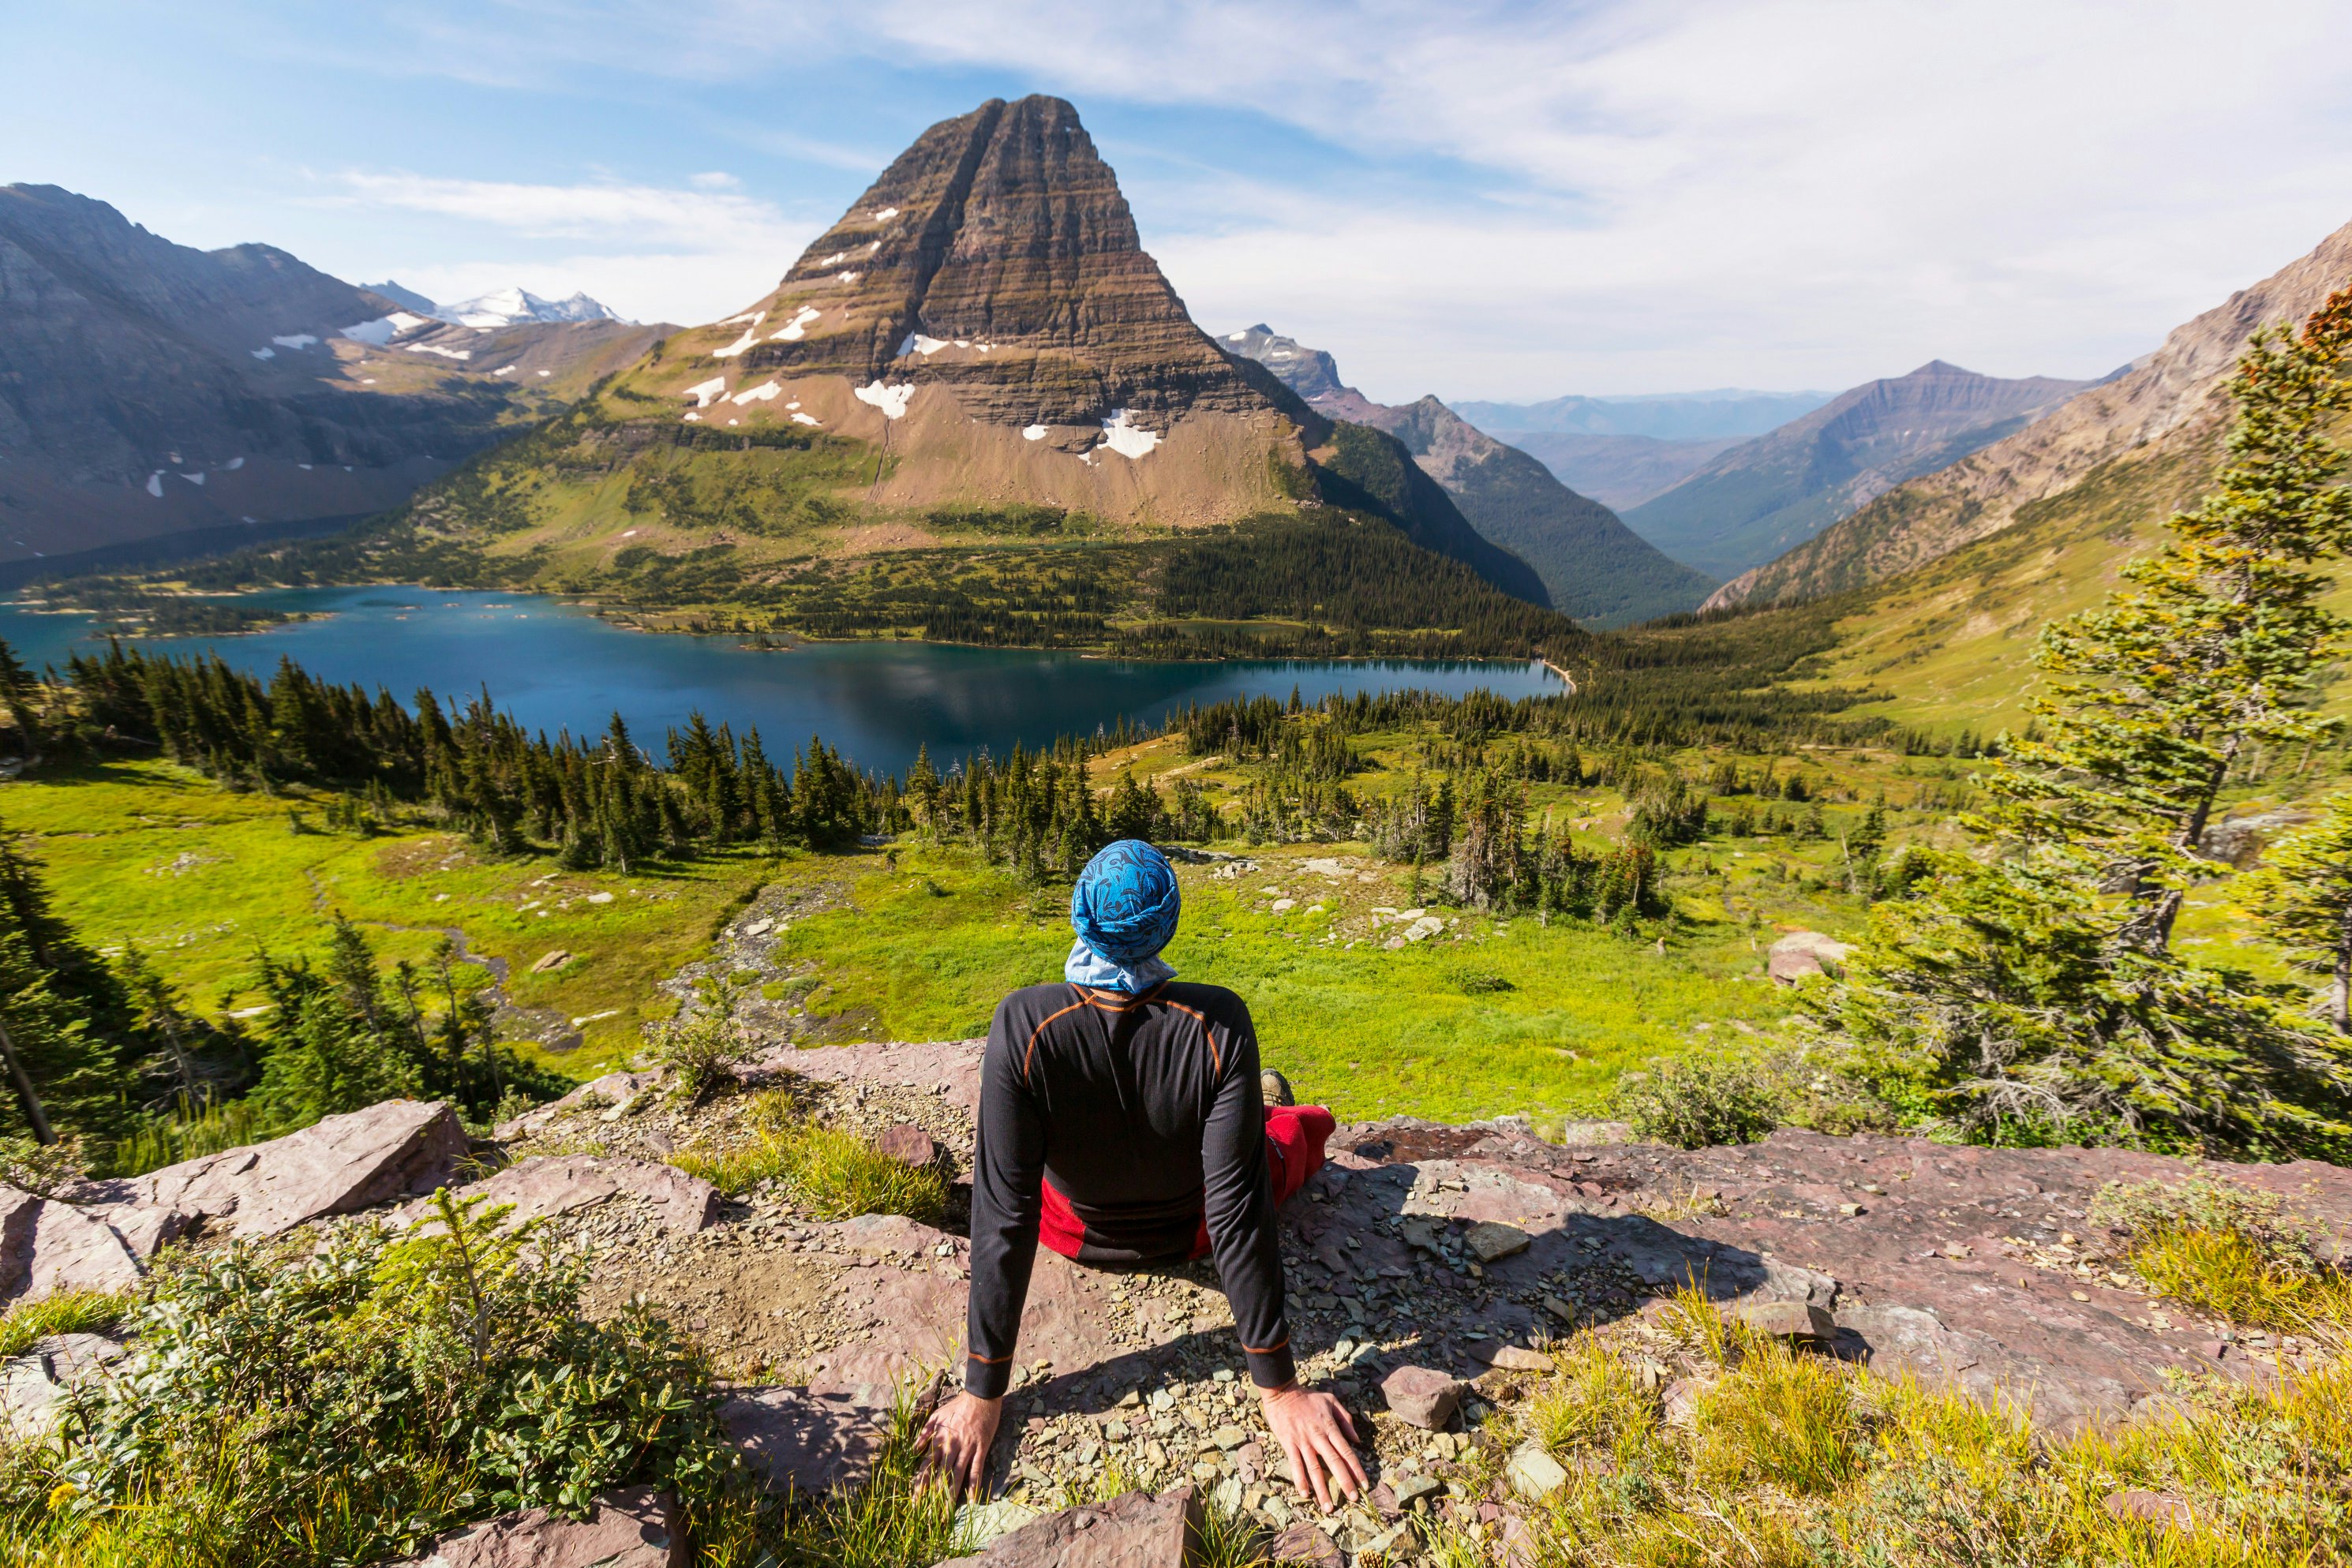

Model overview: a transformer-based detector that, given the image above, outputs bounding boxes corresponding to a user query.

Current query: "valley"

[3,48,2352,1568]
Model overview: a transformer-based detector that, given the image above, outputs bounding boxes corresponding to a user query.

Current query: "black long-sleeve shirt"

[964,980,1294,1398]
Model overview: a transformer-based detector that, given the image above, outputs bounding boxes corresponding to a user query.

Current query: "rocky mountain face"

[1226,325,1713,626]
[1625,361,2103,583]
[0,185,658,567]
[1705,217,2352,610]
[713,95,1274,432]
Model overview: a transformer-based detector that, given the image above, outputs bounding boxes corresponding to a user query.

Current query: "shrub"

[672,1093,947,1223]
[1611,1057,1786,1148]
[2089,1177,2352,1329]
[0,1190,732,1567]
[652,979,754,1102]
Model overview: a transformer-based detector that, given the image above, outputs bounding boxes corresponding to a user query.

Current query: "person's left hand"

[1260,1381,1367,1510]
[918,1390,1004,1498]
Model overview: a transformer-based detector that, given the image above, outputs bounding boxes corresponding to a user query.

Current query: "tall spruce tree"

[1818,288,2352,1154]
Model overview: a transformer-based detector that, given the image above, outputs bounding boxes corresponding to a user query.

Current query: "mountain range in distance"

[1616,359,2110,582]
[0,182,657,568]
[362,282,627,330]
[1221,324,1715,627]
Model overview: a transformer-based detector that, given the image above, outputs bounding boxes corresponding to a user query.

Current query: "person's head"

[1070,840,1180,965]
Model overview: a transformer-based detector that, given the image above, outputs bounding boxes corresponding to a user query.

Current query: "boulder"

[934,1484,1200,1568]
[529,949,573,975]
[384,1485,680,1567]
[1767,930,1854,984]
[21,1200,142,1300]
[495,1071,665,1140]
[1379,1364,1464,1430]
[92,1099,468,1240]
[2198,810,2309,868]
[414,1155,719,1237]
[721,1375,941,1494]
[875,1124,939,1168]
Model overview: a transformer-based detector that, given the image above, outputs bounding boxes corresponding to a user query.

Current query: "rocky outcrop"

[1706,216,2352,608]
[382,1486,681,1568]
[0,1332,126,1439]
[400,1154,721,1238]
[0,1100,469,1306]
[1766,930,1856,983]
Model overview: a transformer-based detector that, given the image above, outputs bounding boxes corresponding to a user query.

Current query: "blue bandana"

[1066,840,1181,993]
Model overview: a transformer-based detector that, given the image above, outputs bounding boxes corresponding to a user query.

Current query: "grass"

[2092,1178,2352,1332]
[672,1091,948,1222]
[1489,1290,2352,1566]
[0,1292,129,1359]
[0,758,785,1071]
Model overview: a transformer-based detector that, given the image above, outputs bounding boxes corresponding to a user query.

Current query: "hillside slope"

[1223,324,1712,625]
[0,184,660,567]
[1483,430,1741,511]
[1627,360,2100,582]
[1707,216,2352,609]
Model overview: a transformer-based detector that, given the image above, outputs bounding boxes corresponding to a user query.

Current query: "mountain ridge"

[0,184,660,564]
[1704,217,2352,610]
[1221,324,1713,626]
[1624,359,2103,582]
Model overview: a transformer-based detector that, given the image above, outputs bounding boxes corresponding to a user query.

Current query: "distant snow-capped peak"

[431,286,622,328]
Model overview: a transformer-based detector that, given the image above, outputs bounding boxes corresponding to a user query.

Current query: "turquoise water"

[0,588,1564,772]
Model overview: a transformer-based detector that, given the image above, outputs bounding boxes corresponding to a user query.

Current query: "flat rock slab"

[418,1155,719,1237]
[749,1038,985,1117]
[386,1484,680,1568]
[875,1123,939,1167]
[796,1216,1130,1392]
[1313,1117,2352,1431]
[934,1484,1199,1568]
[86,1098,468,1241]
[720,1375,940,1495]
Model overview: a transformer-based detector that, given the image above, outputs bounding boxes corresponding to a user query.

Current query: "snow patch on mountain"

[340,311,431,346]
[430,287,621,329]
[772,306,822,342]
[855,381,914,419]
[1096,410,1161,460]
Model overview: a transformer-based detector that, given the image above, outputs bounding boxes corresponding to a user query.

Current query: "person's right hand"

[1260,1381,1367,1510]
[918,1390,1004,1499]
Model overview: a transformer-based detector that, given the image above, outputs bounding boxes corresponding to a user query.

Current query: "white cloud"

[335,1,2352,394]
[327,171,818,324]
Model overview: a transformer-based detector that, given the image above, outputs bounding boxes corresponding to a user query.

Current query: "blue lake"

[0,588,1564,773]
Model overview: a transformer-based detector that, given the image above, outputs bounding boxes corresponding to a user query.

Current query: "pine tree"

[1818,288,2352,1155]
[2246,793,2352,1034]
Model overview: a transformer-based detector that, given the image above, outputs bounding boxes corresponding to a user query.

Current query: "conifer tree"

[2246,793,2352,1034]
[1818,288,2352,1154]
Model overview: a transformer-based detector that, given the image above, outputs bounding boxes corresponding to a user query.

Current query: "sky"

[7,1,2352,402]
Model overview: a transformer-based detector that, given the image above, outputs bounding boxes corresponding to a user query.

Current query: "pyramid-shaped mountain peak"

[688,94,1270,428]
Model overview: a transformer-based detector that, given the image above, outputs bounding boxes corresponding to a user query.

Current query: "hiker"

[919,840,1369,1509]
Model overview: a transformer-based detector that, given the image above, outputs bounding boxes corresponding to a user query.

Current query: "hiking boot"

[1260,1068,1295,1107]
